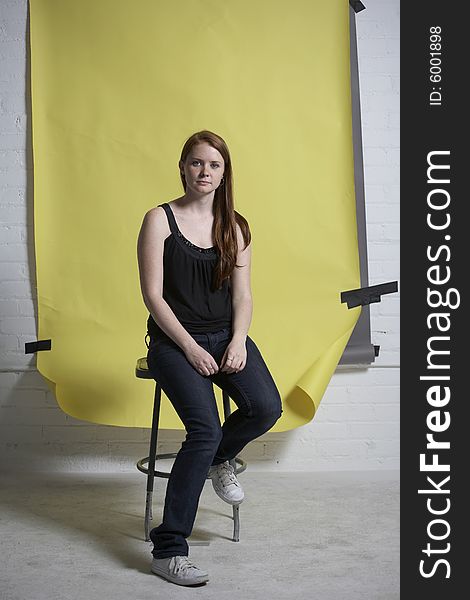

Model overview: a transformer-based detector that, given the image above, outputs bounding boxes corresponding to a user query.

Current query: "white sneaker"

[151,555,209,586]
[207,460,244,505]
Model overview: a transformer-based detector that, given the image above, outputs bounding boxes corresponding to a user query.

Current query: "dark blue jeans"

[146,326,283,559]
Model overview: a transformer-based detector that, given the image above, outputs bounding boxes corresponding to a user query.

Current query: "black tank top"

[146,202,232,340]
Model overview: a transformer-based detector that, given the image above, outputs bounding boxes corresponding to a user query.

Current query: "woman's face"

[180,143,225,194]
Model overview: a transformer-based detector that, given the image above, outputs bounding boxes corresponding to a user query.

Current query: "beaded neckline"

[175,229,216,254]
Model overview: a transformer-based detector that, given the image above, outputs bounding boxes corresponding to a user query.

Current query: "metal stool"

[135,356,247,543]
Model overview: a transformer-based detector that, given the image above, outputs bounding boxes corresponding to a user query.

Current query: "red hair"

[179,130,251,290]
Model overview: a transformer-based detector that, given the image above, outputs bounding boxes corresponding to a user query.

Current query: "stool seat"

[135,357,153,378]
[135,356,246,543]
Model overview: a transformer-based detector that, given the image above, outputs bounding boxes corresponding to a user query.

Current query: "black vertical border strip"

[401,1,465,596]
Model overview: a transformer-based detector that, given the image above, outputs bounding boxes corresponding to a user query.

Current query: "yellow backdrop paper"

[29,0,361,431]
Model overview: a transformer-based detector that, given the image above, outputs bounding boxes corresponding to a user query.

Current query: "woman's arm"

[230,223,253,343]
[137,207,199,353]
[219,224,252,373]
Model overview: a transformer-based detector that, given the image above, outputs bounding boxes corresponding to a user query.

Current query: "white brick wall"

[0,0,399,472]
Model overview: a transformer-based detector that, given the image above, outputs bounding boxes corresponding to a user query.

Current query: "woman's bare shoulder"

[145,204,165,217]
[140,205,170,238]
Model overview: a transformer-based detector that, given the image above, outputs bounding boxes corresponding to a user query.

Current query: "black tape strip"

[340,281,398,309]
[25,339,52,354]
[349,0,366,13]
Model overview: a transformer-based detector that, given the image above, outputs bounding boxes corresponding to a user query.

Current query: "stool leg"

[145,382,161,542]
[232,504,240,542]
[223,391,241,542]
[222,389,231,425]
[230,455,240,542]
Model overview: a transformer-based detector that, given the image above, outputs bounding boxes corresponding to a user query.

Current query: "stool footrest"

[137,454,247,479]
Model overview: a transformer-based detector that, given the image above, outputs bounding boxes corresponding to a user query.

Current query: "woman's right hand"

[184,342,220,376]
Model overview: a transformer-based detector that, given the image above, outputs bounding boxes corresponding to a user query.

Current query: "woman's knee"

[185,418,223,448]
[253,389,283,425]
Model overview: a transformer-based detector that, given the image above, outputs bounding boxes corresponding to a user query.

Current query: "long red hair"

[179,130,251,291]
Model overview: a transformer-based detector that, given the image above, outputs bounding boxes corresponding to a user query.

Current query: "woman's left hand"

[220,338,247,373]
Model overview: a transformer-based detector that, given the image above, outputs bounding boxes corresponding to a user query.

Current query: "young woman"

[137,130,283,586]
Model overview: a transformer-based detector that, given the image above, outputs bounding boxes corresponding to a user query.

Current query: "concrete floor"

[0,470,399,599]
